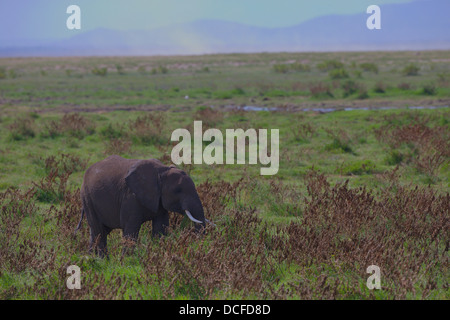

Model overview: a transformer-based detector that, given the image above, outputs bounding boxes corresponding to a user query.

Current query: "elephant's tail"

[75,208,85,233]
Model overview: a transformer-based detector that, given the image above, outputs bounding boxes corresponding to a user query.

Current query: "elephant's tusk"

[185,210,203,224]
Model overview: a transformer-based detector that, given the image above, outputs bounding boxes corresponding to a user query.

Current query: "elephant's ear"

[125,160,163,214]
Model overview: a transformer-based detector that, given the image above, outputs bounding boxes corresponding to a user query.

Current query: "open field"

[1,51,450,112]
[0,51,449,299]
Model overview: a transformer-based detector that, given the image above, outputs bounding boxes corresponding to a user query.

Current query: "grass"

[0,50,449,300]
[0,51,449,111]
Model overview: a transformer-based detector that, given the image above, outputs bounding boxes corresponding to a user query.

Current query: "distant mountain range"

[1,0,449,56]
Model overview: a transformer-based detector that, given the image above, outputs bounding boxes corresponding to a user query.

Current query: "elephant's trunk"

[185,210,217,226]
[182,197,214,229]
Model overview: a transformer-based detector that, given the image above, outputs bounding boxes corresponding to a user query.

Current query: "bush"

[290,123,315,142]
[341,80,360,97]
[273,62,310,74]
[421,84,437,96]
[357,88,369,99]
[317,60,344,72]
[150,65,169,75]
[91,67,108,76]
[33,154,87,203]
[61,113,95,138]
[329,68,349,80]
[44,113,96,139]
[273,64,289,74]
[158,65,169,74]
[7,117,36,141]
[98,123,125,140]
[324,128,353,154]
[402,64,420,76]
[193,106,224,127]
[374,123,449,176]
[290,63,311,72]
[104,138,132,155]
[116,64,125,75]
[325,138,353,153]
[231,87,246,96]
[360,63,379,74]
[128,112,167,145]
[309,83,334,99]
[41,153,88,176]
[373,81,386,93]
[397,82,411,91]
[384,150,404,165]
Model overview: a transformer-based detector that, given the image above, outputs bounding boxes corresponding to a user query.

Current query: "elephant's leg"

[121,213,144,256]
[83,202,108,258]
[88,225,111,258]
[152,211,169,237]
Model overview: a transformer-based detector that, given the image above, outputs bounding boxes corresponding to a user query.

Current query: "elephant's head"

[125,159,209,229]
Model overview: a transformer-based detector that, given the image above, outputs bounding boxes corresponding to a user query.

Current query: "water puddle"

[241,105,277,112]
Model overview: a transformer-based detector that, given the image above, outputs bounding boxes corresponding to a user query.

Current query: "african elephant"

[76,155,210,257]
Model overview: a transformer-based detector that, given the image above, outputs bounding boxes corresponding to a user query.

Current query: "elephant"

[76,155,211,257]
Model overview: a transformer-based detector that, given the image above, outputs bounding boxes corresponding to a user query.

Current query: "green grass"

[0,51,449,111]
[0,51,449,300]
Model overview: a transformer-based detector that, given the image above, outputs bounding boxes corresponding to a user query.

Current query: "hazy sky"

[0,0,417,42]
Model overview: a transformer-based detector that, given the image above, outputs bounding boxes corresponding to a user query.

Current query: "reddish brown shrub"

[193,107,224,128]
[45,113,95,138]
[103,138,132,155]
[33,154,88,203]
[375,123,449,176]
[128,112,167,145]
[309,83,333,98]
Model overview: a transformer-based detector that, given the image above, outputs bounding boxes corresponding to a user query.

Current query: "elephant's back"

[82,155,138,193]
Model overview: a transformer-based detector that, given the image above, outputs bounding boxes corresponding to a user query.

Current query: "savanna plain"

[0,51,449,299]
